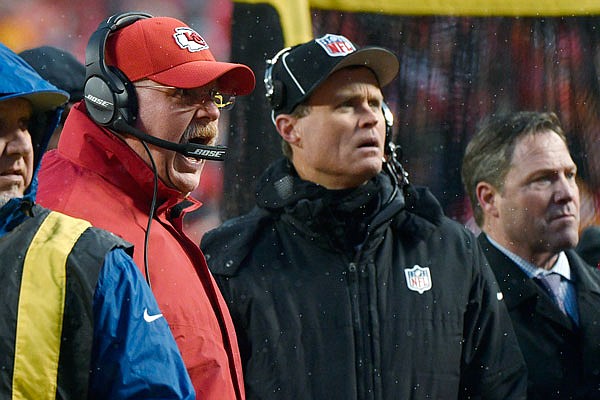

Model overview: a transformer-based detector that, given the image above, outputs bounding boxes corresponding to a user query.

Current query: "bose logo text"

[85,94,113,109]
[189,149,226,158]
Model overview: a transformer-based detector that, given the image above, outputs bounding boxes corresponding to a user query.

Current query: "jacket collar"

[255,159,397,241]
[478,233,544,307]
[56,102,200,213]
[254,158,446,243]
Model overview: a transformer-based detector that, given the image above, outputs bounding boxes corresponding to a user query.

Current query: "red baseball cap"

[106,16,255,95]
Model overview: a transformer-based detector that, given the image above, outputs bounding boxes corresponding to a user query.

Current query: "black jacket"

[479,234,600,400]
[203,159,527,400]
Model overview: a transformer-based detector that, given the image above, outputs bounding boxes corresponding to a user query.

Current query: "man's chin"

[357,162,383,182]
[169,171,203,195]
[550,232,579,252]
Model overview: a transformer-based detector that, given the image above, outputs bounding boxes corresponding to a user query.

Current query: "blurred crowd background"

[3,0,600,241]
[0,1,231,58]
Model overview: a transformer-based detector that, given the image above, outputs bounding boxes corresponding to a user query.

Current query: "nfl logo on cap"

[404,265,432,294]
[315,34,357,57]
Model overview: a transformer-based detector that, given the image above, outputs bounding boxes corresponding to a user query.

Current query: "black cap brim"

[270,37,399,116]
[329,47,399,88]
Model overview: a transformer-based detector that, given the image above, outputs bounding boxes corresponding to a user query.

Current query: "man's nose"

[554,174,578,202]
[358,104,380,129]
[6,127,33,156]
[193,100,220,122]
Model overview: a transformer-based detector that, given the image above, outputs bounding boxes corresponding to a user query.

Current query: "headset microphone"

[110,119,227,161]
[382,102,409,188]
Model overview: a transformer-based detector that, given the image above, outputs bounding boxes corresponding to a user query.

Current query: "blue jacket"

[0,43,194,399]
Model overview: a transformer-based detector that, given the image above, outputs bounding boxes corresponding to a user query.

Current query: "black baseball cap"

[265,34,399,116]
[19,46,85,102]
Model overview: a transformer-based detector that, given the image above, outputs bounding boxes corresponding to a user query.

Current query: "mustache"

[182,122,218,145]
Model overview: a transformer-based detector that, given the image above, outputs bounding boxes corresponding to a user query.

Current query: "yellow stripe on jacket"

[12,211,90,400]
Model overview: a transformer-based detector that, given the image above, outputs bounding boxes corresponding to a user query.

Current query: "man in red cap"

[37,12,255,400]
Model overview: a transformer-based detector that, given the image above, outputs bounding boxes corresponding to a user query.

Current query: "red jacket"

[38,102,245,400]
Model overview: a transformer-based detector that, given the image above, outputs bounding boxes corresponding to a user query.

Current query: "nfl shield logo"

[404,265,432,294]
[315,34,356,57]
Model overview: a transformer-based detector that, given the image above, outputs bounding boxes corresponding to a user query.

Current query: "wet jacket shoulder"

[203,205,272,274]
[204,183,443,275]
[0,205,194,399]
[203,159,526,400]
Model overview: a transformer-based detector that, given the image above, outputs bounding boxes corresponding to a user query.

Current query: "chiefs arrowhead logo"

[173,27,209,52]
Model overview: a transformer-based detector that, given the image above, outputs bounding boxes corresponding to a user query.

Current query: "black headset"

[84,11,227,161]
[382,101,409,188]
[264,46,293,110]
[84,12,151,128]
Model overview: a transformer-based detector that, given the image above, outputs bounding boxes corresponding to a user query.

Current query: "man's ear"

[275,114,301,147]
[476,181,500,218]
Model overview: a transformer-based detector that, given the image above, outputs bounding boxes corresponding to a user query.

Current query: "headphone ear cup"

[84,12,150,129]
[84,66,137,127]
[269,79,285,110]
[84,74,117,126]
[108,66,138,126]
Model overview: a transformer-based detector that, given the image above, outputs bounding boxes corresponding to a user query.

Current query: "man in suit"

[462,111,600,399]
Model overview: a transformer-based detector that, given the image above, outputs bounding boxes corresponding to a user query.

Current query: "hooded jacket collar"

[257,159,398,210]
[255,158,404,251]
[0,44,67,235]
[204,158,446,276]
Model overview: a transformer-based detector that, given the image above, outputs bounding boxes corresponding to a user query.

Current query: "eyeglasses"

[134,84,236,110]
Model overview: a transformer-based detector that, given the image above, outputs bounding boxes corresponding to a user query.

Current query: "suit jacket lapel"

[568,251,600,330]
[478,234,575,330]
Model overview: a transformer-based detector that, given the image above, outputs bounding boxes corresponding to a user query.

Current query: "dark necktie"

[535,273,567,315]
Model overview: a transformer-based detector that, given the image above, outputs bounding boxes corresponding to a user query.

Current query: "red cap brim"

[148,60,256,95]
